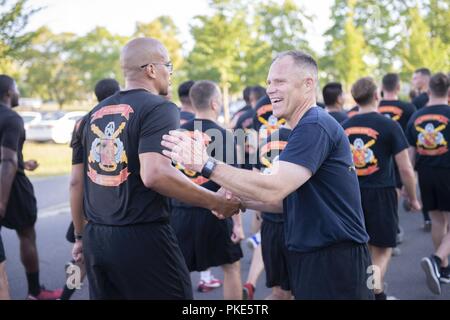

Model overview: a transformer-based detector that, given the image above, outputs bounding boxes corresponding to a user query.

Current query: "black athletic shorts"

[287,242,374,300]
[418,167,450,212]
[360,187,398,248]
[261,219,290,290]
[66,222,75,243]
[0,176,37,231]
[83,221,193,300]
[0,232,5,263]
[171,206,243,272]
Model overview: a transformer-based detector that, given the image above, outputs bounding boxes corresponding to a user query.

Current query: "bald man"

[70,38,240,299]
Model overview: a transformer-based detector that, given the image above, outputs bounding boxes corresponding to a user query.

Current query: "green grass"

[23,142,72,178]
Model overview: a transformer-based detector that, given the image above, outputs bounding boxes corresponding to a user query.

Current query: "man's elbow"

[141,168,165,189]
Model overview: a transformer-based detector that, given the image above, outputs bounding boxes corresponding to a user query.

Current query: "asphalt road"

[2,175,449,300]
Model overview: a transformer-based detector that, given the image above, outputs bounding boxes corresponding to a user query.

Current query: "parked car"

[18,111,42,132]
[26,111,87,144]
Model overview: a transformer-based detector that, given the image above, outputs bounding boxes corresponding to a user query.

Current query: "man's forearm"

[241,199,283,213]
[399,167,418,201]
[152,165,222,211]
[70,182,85,235]
[210,163,276,202]
[0,162,17,215]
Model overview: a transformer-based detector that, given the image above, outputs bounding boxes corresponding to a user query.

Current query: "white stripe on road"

[38,202,70,219]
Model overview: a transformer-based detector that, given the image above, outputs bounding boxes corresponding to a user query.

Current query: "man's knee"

[16,226,36,240]
[222,261,241,275]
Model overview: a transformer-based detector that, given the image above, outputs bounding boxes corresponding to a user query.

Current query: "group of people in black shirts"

[0,37,449,300]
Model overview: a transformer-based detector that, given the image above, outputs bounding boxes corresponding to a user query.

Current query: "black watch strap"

[201,157,217,179]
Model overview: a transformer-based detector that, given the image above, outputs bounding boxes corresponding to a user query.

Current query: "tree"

[70,27,127,98]
[321,0,369,91]
[0,0,40,74]
[187,5,251,123]
[22,27,84,108]
[241,0,312,86]
[400,7,450,77]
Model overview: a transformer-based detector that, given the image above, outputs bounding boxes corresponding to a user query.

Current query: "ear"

[304,78,315,92]
[144,65,157,79]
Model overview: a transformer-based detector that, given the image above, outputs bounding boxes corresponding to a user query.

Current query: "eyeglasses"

[140,62,173,73]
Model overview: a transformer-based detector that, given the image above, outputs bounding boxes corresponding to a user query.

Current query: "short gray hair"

[273,50,318,81]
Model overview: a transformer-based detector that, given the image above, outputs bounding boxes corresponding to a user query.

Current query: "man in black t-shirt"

[323,82,348,124]
[61,78,121,300]
[406,73,450,294]
[412,68,431,110]
[163,51,373,300]
[343,77,420,300]
[234,86,267,170]
[0,75,63,300]
[171,81,244,299]
[229,86,252,129]
[259,127,292,300]
[379,73,428,233]
[178,80,196,125]
[70,38,240,299]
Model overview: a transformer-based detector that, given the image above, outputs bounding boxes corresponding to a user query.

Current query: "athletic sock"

[26,272,41,296]
[375,292,387,300]
[200,270,212,282]
[60,284,76,300]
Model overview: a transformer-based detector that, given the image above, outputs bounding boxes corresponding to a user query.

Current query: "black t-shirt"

[347,105,360,118]
[252,96,287,170]
[279,107,369,253]
[0,104,26,174]
[71,89,180,226]
[342,112,409,188]
[234,107,256,169]
[180,110,195,126]
[260,127,291,223]
[406,104,450,170]
[172,118,237,208]
[0,104,36,216]
[328,111,349,124]
[230,104,252,129]
[412,92,429,110]
[379,100,417,132]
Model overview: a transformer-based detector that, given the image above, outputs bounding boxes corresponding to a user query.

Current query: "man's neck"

[181,104,195,114]
[195,112,217,123]
[358,104,378,114]
[325,104,342,112]
[427,97,447,106]
[0,99,11,108]
[419,86,429,94]
[125,79,158,95]
[288,97,317,128]
[382,92,398,100]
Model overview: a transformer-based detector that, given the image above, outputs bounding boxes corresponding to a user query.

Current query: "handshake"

[211,188,246,220]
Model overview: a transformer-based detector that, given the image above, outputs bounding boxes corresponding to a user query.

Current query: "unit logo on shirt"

[415,114,448,156]
[175,131,212,185]
[87,104,134,187]
[379,106,403,122]
[345,127,380,176]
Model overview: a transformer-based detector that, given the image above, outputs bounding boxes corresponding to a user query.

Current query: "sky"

[24,0,334,54]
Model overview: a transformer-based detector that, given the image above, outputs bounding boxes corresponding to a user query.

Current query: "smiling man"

[162,51,374,300]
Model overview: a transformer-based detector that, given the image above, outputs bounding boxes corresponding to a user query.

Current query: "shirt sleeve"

[139,101,180,154]
[0,115,23,152]
[390,121,409,155]
[405,116,417,147]
[279,123,332,174]
[71,116,87,165]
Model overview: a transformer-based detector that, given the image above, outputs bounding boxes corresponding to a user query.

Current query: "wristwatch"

[74,233,83,241]
[201,157,217,179]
